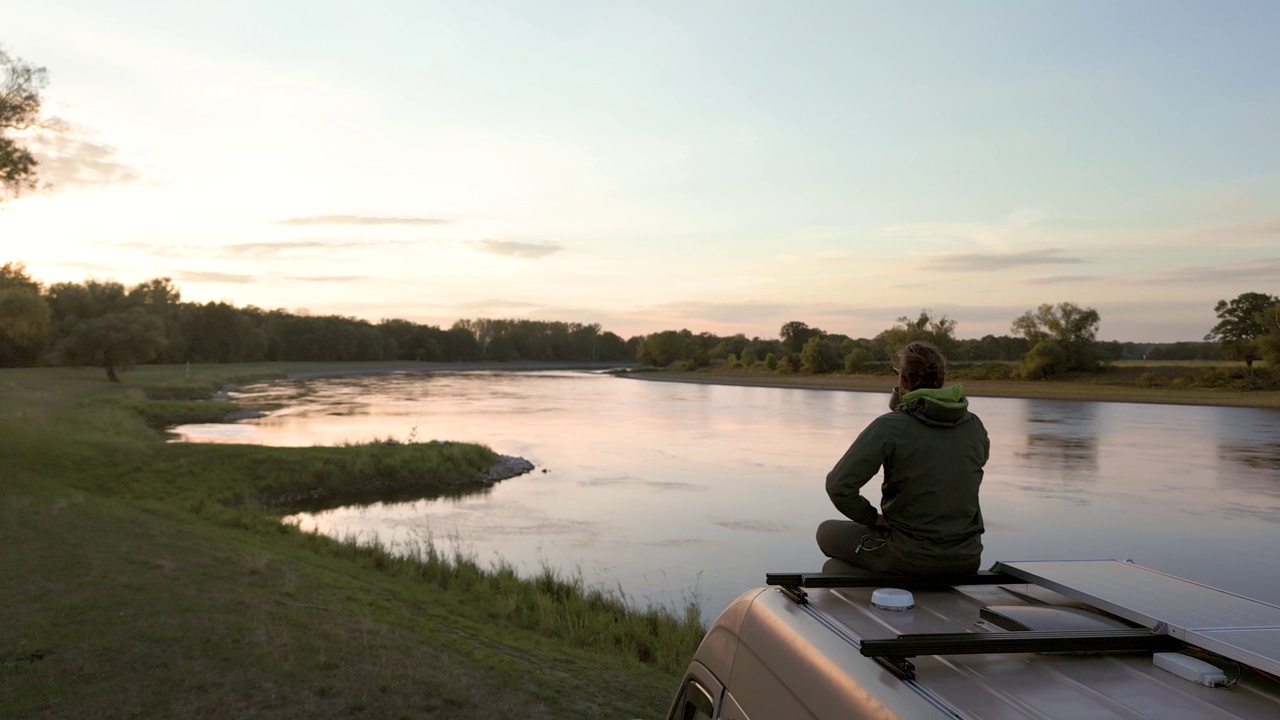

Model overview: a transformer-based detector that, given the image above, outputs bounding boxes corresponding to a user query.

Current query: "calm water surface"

[172,371,1280,619]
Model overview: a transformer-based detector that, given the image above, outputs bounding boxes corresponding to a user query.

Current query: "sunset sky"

[3,1,1278,342]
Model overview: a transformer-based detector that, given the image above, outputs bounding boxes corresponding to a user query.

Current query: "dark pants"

[815,519,895,574]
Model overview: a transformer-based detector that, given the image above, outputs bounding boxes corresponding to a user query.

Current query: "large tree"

[1255,305,1280,367]
[779,321,823,356]
[0,261,39,293]
[876,310,958,358]
[45,279,133,325]
[799,335,841,375]
[1011,302,1102,377]
[1,47,48,200]
[1204,292,1279,368]
[636,329,689,367]
[56,309,166,382]
[0,262,51,366]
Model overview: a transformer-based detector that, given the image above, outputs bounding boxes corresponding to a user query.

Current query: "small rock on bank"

[479,455,535,484]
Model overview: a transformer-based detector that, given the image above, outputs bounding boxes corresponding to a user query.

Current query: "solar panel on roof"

[993,560,1280,677]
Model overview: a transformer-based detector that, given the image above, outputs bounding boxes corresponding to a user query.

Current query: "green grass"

[0,365,699,719]
[132,398,244,425]
[1109,359,1264,368]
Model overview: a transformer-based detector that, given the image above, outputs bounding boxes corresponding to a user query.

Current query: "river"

[171,370,1280,620]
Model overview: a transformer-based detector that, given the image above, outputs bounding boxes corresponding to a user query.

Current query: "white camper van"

[667,560,1280,719]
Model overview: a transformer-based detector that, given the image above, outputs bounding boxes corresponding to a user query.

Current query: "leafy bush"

[740,347,757,368]
[1260,330,1280,367]
[764,353,777,370]
[1016,340,1068,380]
[843,348,873,373]
[800,337,840,375]
[778,356,795,375]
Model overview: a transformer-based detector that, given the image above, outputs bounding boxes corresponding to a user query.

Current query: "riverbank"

[281,359,637,379]
[621,367,1280,409]
[0,365,694,719]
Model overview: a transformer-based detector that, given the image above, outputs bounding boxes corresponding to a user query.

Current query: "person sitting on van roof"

[816,341,989,575]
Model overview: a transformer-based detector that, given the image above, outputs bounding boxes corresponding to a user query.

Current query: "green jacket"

[826,384,989,574]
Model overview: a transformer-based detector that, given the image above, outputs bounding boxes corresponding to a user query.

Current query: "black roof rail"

[767,571,1020,603]
[861,628,1181,658]
[860,629,1181,680]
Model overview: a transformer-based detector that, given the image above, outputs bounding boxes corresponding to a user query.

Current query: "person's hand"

[874,513,890,529]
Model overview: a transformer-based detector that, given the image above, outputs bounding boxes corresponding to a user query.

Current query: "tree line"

[635,296,1277,381]
[0,264,1273,383]
[634,304,1105,380]
[0,265,632,380]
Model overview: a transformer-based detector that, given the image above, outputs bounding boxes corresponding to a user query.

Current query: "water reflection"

[1016,400,1100,476]
[284,483,494,515]
[1214,406,1280,504]
[1004,400,1100,507]
[175,371,1280,617]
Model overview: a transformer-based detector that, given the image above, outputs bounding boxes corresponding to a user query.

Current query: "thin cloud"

[282,275,366,283]
[26,130,141,191]
[647,300,792,325]
[1117,218,1280,252]
[113,239,420,259]
[777,249,859,263]
[1022,275,1103,285]
[220,240,418,258]
[292,298,545,316]
[448,298,544,312]
[1144,257,1280,284]
[42,261,117,273]
[1187,217,1280,239]
[881,280,933,290]
[920,248,1086,271]
[273,215,449,226]
[468,240,564,259]
[224,240,341,255]
[882,213,1045,244]
[174,271,256,283]
[1233,218,1280,236]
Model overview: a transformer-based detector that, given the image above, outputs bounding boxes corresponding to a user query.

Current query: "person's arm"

[825,418,891,526]
[975,415,991,465]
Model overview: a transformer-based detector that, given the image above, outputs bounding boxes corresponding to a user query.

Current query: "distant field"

[1109,359,1268,368]
[633,364,1280,409]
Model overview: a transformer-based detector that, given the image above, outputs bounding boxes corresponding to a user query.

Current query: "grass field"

[1,365,699,720]
[1108,359,1269,368]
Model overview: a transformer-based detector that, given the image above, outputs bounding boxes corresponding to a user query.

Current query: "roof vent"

[872,588,915,611]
